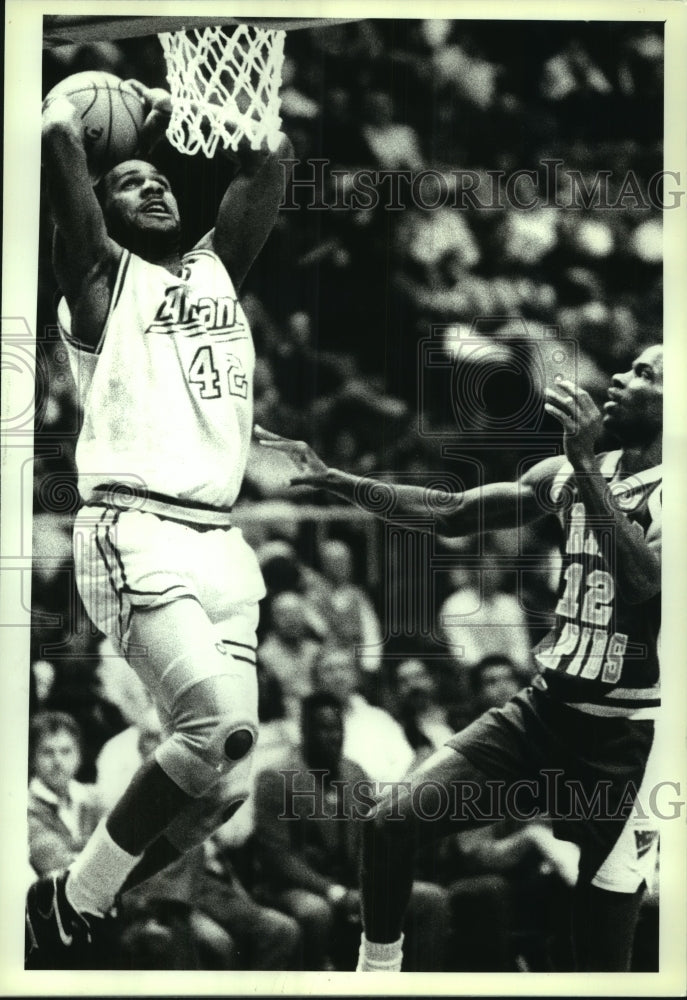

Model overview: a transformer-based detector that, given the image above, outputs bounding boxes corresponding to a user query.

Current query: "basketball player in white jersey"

[256,344,663,971]
[27,82,293,968]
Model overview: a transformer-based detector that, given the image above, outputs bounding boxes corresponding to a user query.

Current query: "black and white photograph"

[1,1,686,994]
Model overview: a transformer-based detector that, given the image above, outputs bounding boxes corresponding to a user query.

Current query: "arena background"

[22,11,668,975]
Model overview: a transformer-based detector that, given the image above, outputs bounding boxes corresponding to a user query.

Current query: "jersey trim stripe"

[221,640,257,665]
[110,250,131,321]
[84,501,231,531]
[56,251,131,355]
[121,584,188,598]
[88,483,234,528]
[563,702,659,720]
[59,326,99,355]
[94,509,124,640]
[227,654,257,668]
[221,639,256,653]
[92,483,233,514]
[104,510,131,640]
[183,247,224,267]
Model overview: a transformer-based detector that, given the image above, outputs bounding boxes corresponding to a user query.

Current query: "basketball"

[43,71,146,182]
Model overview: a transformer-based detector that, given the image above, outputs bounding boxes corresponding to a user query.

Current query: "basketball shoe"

[25,870,119,970]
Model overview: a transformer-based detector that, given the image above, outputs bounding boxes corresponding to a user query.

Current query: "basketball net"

[159,24,286,156]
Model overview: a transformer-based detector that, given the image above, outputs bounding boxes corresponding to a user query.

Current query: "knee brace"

[164,774,252,853]
[154,670,258,798]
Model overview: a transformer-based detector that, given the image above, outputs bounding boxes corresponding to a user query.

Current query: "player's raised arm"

[196,133,294,291]
[545,378,661,603]
[254,425,564,537]
[41,96,116,300]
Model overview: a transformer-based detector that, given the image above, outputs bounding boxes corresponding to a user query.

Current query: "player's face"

[102,160,181,238]
[33,729,81,798]
[604,345,663,443]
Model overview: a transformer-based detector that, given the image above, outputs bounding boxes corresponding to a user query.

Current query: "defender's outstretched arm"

[254,425,564,537]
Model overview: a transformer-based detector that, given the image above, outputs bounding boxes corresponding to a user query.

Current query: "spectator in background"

[253,664,300,772]
[31,660,57,710]
[199,828,302,970]
[468,654,527,717]
[438,815,578,972]
[117,897,216,971]
[251,357,301,443]
[439,551,534,685]
[256,539,306,598]
[360,90,424,172]
[258,591,324,721]
[253,692,451,971]
[393,658,455,766]
[38,632,136,782]
[396,204,481,289]
[541,39,612,102]
[312,539,383,673]
[423,21,502,113]
[95,637,153,730]
[28,711,103,876]
[312,645,415,786]
[96,705,162,811]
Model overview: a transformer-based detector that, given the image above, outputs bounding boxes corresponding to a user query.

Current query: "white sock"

[65,821,142,917]
[357,932,404,972]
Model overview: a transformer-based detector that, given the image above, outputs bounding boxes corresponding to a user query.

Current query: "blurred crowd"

[28,18,662,970]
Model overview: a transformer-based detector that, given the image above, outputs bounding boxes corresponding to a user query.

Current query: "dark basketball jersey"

[534,452,661,718]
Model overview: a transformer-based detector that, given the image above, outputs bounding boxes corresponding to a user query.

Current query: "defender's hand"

[254,425,329,486]
[544,379,602,465]
[126,80,172,154]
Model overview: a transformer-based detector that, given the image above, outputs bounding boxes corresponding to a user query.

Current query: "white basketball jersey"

[60,248,254,522]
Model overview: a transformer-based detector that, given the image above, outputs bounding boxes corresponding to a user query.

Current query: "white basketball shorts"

[73,504,266,666]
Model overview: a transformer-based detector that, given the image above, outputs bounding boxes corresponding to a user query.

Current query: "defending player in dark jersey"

[255,344,663,971]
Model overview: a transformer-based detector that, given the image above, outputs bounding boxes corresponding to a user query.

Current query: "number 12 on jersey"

[188,345,248,400]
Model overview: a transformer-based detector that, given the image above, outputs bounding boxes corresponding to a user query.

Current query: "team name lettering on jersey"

[543,503,629,684]
[146,285,241,337]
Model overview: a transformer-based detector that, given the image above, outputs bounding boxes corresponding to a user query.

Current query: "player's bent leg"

[110,665,257,885]
[69,606,254,918]
[358,745,497,972]
[571,817,659,971]
[120,834,183,895]
[125,598,258,794]
[403,881,452,972]
[122,780,251,895]
[28,600,257,970]
[122,613,259,892]
[152,670,256,797]
[572,881,645,971]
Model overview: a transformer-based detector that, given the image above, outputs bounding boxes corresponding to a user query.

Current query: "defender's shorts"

[73,505,266,651]
[446,687,657,892]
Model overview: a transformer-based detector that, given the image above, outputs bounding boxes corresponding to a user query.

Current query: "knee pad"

[155,672,258,798]
[164,782,252,853]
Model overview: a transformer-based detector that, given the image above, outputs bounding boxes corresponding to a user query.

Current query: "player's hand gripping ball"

[42,71,158,183]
